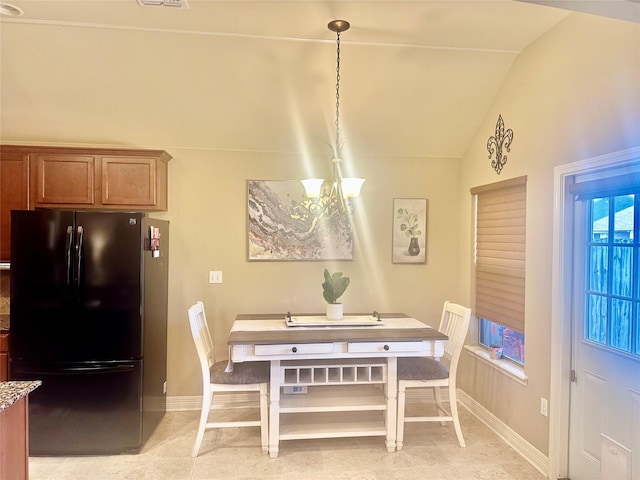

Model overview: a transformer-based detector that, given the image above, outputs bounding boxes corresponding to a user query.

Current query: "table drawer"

[254,343,334,356]
[347,341,425,353]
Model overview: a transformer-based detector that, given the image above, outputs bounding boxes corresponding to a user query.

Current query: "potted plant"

[489,344,503,360]
[396,207,422,256]
[322,269,350,320]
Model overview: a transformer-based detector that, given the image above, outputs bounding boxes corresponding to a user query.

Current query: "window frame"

[471,176,527,334]
[478,317,525,366]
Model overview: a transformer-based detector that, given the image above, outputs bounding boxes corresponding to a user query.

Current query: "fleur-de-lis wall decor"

[486,114,514,174]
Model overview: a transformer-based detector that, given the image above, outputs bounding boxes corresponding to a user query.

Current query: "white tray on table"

[285,314,383,327]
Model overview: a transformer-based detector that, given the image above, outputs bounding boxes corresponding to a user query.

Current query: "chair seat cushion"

[210,360,270,384]
[398,357,450,380]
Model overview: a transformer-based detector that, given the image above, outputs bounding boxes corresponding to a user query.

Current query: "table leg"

[385,356,397,452]
[268,359,280,458]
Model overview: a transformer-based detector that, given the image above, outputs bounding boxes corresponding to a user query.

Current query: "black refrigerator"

[9,210,168,455]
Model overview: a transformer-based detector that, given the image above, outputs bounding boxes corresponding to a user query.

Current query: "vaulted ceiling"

[0,1,637,159]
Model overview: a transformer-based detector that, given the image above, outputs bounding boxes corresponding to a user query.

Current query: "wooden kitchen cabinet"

[28,146,171,210]
[0,333,7,382]
[0,145,169,211]
[101,155,165,207]
[33,153,96,206]
[0,382,40,480]
[0,148,30,262]
[0,395,28,480]
[0,145,170,259]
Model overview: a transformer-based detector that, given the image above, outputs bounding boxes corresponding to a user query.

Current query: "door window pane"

[587,293,607,344]
[588,246,608,293]
[613,195,634,243]
[591,198,609,242]
[612,246,632,297]
[585,194,639,357]
[636,308,640,355]
[610,299,632,352]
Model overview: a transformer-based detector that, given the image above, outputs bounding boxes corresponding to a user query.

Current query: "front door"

[568,192,640,480]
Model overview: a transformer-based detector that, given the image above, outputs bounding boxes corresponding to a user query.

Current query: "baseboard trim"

[457,389,549,478]
[170,390,442,411]
[167,395,201,411]
[167,394,255,411]
[167,389,550,478]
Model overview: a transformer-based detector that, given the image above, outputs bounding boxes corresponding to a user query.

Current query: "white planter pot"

[326,303,344,321]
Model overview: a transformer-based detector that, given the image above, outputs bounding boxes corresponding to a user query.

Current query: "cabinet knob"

[383,344,390,351]
[291,347,297,353]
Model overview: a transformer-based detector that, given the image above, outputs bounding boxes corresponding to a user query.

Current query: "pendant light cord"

[335,30,342,156]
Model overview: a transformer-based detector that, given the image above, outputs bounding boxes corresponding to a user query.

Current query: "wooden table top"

[228,313,448,345]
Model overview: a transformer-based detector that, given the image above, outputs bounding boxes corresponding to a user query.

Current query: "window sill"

[464,345,528,386]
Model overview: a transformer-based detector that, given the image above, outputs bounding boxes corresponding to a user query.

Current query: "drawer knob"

[292,347,298,353]
[384,344,390,351]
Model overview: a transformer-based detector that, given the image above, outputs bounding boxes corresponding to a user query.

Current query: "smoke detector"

[136,0,188,9]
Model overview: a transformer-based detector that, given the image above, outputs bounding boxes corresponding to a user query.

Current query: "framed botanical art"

[247,180,354,261]
[392,198,427,264]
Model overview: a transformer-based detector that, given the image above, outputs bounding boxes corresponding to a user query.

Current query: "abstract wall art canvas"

[247,180,354,261]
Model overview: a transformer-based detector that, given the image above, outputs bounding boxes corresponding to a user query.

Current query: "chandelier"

[301,20,365,215]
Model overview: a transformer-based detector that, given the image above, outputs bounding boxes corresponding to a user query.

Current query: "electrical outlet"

[540,397,548,417]
[163,381,167,395]
[208,271,223,284]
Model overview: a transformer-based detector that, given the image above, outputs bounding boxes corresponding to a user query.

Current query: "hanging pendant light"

[302,19,364,215]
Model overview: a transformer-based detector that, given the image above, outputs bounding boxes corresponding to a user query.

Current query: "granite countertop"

[0,381,41,412]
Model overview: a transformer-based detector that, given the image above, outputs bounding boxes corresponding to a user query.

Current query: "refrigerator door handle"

[69,364,136,374]
[14,363,137,375]
[65,225,73,287]
[75,225,84,291]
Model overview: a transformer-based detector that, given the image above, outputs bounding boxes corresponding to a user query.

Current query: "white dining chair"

[396,301,472,449]
[187,301,269,457]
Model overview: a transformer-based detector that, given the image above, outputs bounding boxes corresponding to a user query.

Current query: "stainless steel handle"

[65,226,73,287]
[75,225,84,291]
[17,364,136,375]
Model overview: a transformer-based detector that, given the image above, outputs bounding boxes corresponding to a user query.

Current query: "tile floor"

[28,406,545,480]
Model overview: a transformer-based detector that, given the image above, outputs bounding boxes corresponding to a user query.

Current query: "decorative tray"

[285,312,383,327]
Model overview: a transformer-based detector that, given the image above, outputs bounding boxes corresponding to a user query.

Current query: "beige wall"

[2,6,638,463]
[151,150,462,396]
[456,13,640,455]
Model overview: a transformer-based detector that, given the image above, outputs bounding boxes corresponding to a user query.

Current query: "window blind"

[471,175,527,333]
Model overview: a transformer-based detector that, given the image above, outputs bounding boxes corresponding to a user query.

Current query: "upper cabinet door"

[101,156,158,207]
[34,154,96,207]
[0,149,30,261]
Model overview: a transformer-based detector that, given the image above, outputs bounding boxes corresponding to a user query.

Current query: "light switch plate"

[208,271,222,284]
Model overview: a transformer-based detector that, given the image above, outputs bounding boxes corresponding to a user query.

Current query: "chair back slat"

[438,301,472,370]
[187,301,216,373]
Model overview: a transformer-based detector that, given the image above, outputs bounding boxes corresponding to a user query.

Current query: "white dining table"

[227,313,447,458]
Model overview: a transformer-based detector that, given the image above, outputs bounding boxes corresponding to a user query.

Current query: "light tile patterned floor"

[29,407,545,480]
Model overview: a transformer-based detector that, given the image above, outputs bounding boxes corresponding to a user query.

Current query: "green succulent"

[322,269,350,304]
